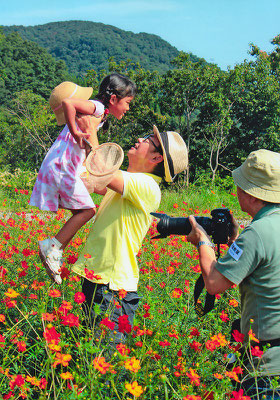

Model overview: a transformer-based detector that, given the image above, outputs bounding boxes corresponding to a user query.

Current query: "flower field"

[0,187,257,400]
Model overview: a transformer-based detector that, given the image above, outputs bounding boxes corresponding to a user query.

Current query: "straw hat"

[232,149,280,203]
[153,125,188,182]
[49,81,93,125]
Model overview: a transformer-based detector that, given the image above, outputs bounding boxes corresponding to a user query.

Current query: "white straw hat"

[153,125,188,182]
[232,149,280,203]
[49,81,93,125]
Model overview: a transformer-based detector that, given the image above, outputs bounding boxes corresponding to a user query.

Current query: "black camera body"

[151,208,233,244]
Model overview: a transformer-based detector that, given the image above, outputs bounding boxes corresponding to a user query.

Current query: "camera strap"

[193,274,216,317]
[193,244,221,317]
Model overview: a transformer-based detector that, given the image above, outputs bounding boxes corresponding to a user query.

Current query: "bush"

[0,168,37,210]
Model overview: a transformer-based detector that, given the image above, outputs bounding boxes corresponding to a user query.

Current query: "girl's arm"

[62,99,101,148]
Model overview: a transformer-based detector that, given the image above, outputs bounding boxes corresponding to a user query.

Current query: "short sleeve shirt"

[216,205,280,375]
[73,171,161,291]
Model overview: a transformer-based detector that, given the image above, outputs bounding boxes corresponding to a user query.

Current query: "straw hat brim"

[232,166,280,203]
[51,85,93,126]
[153,125,188,182]
[153,125,172,182]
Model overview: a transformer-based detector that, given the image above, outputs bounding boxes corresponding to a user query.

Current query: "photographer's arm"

[187,216,233,295]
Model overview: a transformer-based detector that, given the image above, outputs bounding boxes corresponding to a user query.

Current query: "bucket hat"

[232,149,280,203]
[49,81,93,125]
[153,125,188,182]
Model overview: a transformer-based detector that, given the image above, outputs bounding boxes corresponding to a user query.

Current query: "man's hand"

[187,215,233,295]
[187,215,212,247]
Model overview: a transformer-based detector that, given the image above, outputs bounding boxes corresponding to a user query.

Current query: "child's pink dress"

[30,123,101,212]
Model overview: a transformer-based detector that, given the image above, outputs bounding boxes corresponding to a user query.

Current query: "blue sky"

[1,0,280,70]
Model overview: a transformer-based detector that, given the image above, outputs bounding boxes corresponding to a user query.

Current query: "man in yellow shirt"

[73,118,188,345]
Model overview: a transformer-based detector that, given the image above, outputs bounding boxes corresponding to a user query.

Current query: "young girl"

[30,73,136,284]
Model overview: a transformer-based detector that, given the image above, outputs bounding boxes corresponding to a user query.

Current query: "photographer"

[187,149,280,399]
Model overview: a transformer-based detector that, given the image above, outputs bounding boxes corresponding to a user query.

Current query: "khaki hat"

[232,149,280,203]
[153,125,188,182]
[49,81,93,125]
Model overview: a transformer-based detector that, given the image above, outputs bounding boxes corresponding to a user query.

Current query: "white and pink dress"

[30,102,104,212]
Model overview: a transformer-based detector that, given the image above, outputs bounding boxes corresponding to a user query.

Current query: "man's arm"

[187,215,233,295]
[107,171,124,195]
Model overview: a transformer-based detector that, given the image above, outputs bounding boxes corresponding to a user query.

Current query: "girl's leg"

[39,208,95,284]
[55,208,96,249]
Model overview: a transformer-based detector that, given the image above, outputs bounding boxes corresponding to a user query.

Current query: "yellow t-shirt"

[72,171,161,291]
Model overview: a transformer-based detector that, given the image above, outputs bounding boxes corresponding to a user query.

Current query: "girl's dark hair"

[95,73,137,107]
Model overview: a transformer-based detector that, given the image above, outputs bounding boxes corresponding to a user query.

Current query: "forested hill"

[3,20,201,75]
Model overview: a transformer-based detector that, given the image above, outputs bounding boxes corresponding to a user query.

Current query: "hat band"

[161,132,175,178]
[52,84,78,112]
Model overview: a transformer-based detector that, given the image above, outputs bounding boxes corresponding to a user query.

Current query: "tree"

[1,90,58,170]
[0,31,68,106]
[224,56,280,169]
[157,52,224,185]
[201,93,234,181]
[250,34,280,81]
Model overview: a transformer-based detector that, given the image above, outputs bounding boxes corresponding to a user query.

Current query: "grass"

[159,183,248,219]
[0,173,257,400]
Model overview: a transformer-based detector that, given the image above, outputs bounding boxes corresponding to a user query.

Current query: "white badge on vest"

[228,242,243,261]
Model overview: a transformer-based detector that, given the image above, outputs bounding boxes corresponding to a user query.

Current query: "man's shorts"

[82,279,141,345]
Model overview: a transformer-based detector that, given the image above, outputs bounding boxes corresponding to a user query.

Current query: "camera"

[151,208,233,244]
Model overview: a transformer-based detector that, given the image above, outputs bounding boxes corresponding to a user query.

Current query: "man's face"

[237,186,250,213]
[128,133,162,164]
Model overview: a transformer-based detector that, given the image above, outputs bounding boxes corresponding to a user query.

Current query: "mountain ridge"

[3,20,202,75]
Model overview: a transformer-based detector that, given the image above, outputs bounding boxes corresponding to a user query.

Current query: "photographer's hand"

[228,213,239,246]
[187,215,233,296]
[187,215,211,246]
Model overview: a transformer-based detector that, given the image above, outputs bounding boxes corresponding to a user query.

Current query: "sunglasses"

[143,133,163,154]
